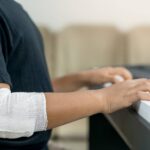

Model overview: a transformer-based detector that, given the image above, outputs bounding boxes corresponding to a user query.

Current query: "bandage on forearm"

[0,88,47,139]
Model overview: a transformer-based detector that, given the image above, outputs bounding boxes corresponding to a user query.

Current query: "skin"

[52,67,133,92]
[1,67,150,129]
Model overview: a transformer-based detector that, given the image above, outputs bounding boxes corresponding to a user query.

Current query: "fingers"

[113,67,133,80]
[106,67,133,83]
[134,79,150,91]
[107,75,125,83]
[137,91,150,101]
[106,75,117,83]
[130,79,150,103]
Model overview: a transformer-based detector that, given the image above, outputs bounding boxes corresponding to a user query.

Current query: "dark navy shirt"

[0,0,53,149]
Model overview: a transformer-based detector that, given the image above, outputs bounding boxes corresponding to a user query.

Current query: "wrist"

[79,71,92,87]
[88,89,107,114]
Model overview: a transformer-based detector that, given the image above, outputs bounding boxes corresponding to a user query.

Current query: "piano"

[89,66,150,150]
[126,66,150,126]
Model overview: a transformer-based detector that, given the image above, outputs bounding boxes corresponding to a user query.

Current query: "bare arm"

[0,83,10,89]
[46,79,150,129]
[1,79,150,131]
[45,90,103,128]
[52,73,87,92]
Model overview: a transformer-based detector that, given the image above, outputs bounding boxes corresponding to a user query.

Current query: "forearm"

[0,82,102,131]
[0,78,150,139]
[0,83,10,89]
[45,90,102,129]
[52,72,87,92]
[0,85,103,138]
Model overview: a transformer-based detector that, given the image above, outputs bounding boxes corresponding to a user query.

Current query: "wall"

[16,0,150,31]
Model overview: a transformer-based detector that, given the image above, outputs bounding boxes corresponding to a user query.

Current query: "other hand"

[81,67,132,86]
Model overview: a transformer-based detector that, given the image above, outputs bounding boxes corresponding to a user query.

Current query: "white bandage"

[0,88,47,139]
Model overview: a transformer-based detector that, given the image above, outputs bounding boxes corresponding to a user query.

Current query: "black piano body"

[89,66,150,150]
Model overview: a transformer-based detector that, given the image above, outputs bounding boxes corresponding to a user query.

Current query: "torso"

[0,0,52,149]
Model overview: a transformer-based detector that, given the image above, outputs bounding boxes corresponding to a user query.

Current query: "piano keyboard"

[126,66,150,79]
[127,66,150,124]
[134,101,150,124]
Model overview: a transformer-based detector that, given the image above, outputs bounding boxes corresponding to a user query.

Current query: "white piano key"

[134,101,150,124]
[104,82,112,88]
[114,75,125,82]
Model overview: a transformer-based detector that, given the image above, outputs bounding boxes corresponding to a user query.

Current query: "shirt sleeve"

[0,23,12,86]
[0,31,12,86]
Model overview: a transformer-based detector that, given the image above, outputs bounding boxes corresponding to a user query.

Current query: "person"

[0,0,150,150]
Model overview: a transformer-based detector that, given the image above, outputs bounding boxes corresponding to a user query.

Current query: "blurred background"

[16,0,150,149]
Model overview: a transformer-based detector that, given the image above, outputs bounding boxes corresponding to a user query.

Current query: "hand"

[81,67,132,86]
[94,79,150,113]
